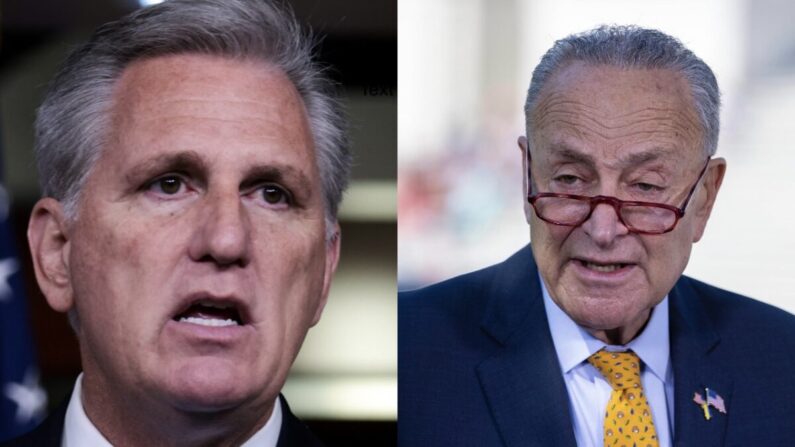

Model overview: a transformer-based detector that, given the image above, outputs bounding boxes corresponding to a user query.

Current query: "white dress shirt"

[540,274,675,447]
[62,374,282,446]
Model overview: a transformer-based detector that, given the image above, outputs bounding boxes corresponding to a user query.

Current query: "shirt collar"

[63,374,112,447]
[540,271,671,382]
[241,394,282,447]
[63,373,282,447]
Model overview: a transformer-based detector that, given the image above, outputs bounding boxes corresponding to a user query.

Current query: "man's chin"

[565,297,654,342]
[160,363,270,412]
[558,290,644,329]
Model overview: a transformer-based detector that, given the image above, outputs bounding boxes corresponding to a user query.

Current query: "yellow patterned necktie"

[587,350,659,447]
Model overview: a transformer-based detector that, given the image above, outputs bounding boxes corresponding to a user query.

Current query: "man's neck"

[79,372,276,447]
[587,310,652,345]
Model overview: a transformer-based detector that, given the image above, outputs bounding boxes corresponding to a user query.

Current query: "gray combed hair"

[524,25,721,156]
[34,0,351,235]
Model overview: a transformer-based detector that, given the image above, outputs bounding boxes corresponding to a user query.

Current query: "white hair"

[525,25,721,156]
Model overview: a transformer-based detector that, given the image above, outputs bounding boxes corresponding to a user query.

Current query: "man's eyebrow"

[619,149,677,168]
[545,144,677,168]
[546,144,596,166]
[125,151,207,184]
[124,151,315,194]
[241,164,313,190]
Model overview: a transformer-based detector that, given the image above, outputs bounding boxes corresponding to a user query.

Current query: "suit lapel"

[476,246,577,447]
[669,279,732,447]
[473,246,735,446]
[277,395,325,447]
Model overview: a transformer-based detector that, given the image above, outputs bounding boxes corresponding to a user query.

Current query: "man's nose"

[580,202,629,247]
[189,191,251,267]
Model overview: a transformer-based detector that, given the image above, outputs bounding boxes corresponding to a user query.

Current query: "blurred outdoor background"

[0,0,395,445]
[398,0,795,315]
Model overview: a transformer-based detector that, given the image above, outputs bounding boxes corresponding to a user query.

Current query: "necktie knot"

[587,349,643,391]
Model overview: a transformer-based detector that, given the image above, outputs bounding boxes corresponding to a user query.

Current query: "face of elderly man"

[29,53,339,429]
[522,61,725,345]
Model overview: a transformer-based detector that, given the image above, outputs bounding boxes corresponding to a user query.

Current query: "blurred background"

[398,0,795,316]
[0,0,395,444]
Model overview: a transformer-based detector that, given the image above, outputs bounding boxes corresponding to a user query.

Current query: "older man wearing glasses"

[399,26,795,447]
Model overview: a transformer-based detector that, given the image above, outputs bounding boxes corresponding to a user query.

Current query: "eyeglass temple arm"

[525,143,534,198]
[678,157,712,213]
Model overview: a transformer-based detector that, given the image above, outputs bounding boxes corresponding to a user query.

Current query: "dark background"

[0,0,396,445]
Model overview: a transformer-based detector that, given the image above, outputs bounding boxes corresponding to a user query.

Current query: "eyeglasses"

[526,156,711,235]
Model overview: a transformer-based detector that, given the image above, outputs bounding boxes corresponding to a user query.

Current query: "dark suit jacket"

[399,245,795,446]
[1,393,323,446]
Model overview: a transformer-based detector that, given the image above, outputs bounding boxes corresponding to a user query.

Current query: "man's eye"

[634,182,662,192]
[553,175,581,185]
[148,176,185,195]
[260,184,291,205]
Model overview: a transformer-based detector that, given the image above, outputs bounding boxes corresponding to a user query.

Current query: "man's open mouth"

[173,299,244,327]
[576,259,631,273]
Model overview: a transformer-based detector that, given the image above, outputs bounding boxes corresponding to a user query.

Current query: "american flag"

[705,388,726,414]
[693,388,727,417]
[0,121,47,441]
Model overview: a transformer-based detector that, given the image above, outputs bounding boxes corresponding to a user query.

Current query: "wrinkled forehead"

[110,53,308,132]
[103,53,316,170]
[528,61,705,167]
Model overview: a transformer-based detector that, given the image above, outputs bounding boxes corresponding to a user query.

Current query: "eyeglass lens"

[533,196,677,232]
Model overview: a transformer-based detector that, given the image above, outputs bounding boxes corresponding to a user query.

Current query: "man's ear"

[27,198,74,313]
[692,157,727,242]
[518,136,533,223]
[311,221,341,326]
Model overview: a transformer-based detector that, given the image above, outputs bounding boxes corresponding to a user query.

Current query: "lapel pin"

[693,387,726,420]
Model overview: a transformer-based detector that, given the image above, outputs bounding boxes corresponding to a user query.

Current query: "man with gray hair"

[399,26,795,446]
[5,0,350,445]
